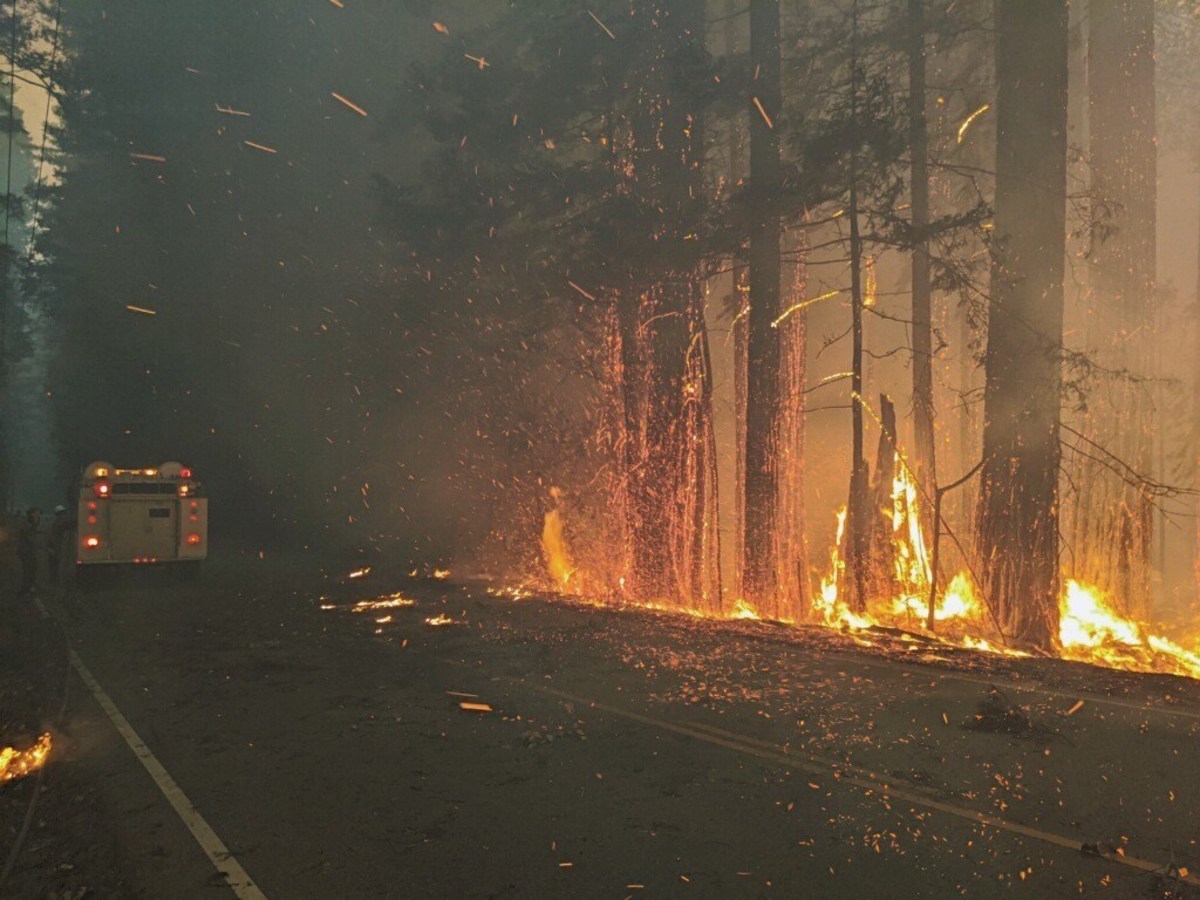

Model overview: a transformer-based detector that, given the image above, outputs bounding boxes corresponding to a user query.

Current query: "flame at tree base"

[529,454,1200,682]
[1059,581,1200,679]
[0,733,52,785]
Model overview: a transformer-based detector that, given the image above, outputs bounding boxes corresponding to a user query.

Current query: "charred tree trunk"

[1195,169,1200,613]
[743,0,783,607]
[977,0,1068,649]
[775,229,810,619]
[844,4,871,614]
[870,394,898,597]
[1079,0,1156,618]
[908,0,937,505]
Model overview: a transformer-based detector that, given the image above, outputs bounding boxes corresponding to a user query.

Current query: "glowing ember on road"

[425,614,456,626]
[351,593,415,612]
[0,733,52,785]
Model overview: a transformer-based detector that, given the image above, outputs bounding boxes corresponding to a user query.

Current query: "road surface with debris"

[24,554,1200,899]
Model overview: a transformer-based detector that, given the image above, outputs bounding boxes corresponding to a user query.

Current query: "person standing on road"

[48,505,71,584]
[17,507,43,597]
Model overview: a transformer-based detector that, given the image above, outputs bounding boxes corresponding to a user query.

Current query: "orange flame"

[542,488,576,590]
[0,733,52,785]
[1059,581,1200,679]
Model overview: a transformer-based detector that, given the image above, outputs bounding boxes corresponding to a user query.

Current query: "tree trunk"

[743,0,783,607]
[615,0,710,603]
[1078,0,1156,618]
[775,229,809,619]
[844,2,870,614]
[1195,162,1200,614]
[908,0,937,505]
[977,0,1069,649]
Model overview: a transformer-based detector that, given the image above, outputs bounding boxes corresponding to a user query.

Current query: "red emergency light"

[186,533,202,546]
[83,536,101,549]
[93,482,111,498]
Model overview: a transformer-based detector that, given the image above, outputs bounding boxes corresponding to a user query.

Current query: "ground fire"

[0,733,52,786]
[536,446,1200,682]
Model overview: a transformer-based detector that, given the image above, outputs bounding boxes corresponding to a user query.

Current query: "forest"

[2,0,1199,670]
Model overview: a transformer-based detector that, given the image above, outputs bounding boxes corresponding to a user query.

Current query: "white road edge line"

[67,648,268,900]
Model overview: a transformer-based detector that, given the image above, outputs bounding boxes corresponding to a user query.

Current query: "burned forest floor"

[2,547,1199,899]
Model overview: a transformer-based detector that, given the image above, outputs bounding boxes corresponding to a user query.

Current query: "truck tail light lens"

[186,534,202,546]
[94,482,110,498]
[84,536,101,549]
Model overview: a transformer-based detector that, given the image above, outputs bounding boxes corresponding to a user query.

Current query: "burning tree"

[384,1,722,606]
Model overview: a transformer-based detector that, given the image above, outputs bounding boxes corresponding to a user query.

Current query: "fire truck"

[72,460,208,577]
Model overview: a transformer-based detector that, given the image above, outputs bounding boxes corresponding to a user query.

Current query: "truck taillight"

[180,468,192,479]
[84,536,101,549]
[178,484,191,497]
[186,534,202,545]
[94,482,110,498]
[87,515,98,525]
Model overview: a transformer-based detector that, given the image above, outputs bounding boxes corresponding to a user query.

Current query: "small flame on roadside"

[432,568,451,580]
[0,733,52,785]
[542,488,576,590]
[425,614,456,626]
[346,566,371,580]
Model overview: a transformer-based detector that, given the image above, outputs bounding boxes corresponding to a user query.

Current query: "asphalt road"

[40,554,1200,899]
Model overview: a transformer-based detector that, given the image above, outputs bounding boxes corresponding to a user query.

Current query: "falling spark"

[346,566,371,580]
[328,0,344,7]
[330,92,368,117]
[425,614,455,626]
[0,733,52,784]
[432,568,451,580]
[587,10,616,40]
[243,140,278,154]
[129,152,166,163]
[464,53,489,70]
[215,104,250,117]
[126,304,157,316]
[567,280,597,302]
[864,256,877,307]
[433,20,450,34]
[956,103,991,144]
[752,96,774,130]
[770,290,841,328]
[459,701,493,712]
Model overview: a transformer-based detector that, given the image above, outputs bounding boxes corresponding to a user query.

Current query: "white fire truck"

[72,460,208,576]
